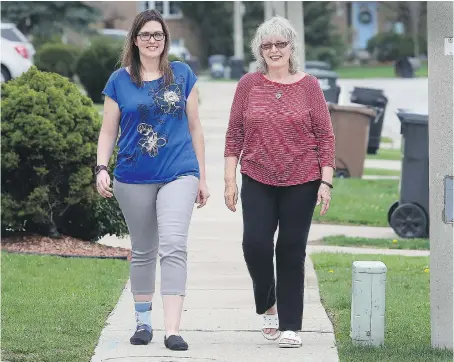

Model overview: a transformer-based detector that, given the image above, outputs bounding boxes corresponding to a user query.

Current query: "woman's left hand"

[316,183,331,216]
[196,180,210,208]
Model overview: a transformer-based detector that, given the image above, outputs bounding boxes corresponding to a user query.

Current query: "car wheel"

[1,66,12,83]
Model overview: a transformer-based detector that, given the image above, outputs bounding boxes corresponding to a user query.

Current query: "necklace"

[266,75,286,100]
[268,82,283,100]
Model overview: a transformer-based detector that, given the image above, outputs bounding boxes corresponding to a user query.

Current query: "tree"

[178,1,344,66]
[177,1,234,63]
[103,8,126,29]
[242,2,265,63]
[303,2,342,49]
[303,2,345,67]
[379,1,427,56]
[1,2,101,40]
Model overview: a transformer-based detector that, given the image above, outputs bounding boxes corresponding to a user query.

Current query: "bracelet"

[321,180,333,189]
[95,165,108,175]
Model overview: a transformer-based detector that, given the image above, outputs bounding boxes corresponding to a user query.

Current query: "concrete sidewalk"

[92,221,404,362]
[91,253,338,362]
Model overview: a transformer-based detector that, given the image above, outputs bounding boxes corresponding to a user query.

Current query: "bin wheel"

[335,168,350,178]
[390,203,428,238]
[388,201,399,225]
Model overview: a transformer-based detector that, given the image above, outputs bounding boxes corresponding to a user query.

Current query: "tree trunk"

[409,2,421,57]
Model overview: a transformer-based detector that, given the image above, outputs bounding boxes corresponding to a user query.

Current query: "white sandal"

[278,330,302,348]
[261,314,281,340]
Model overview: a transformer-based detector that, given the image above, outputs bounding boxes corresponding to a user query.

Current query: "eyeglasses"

[137,31,165,42]
[260,41,289,51]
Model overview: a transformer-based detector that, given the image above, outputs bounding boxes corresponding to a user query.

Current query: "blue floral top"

[102,61,200,184]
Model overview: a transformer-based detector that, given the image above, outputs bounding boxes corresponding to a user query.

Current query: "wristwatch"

[95,165,108,175]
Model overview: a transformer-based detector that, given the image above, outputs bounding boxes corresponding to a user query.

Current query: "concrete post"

[233,1,244,59]
[350,261,387,347]
[264,1,273,20]
[427,1,454,350]
[270,1,286,18]
[286,1,305,69]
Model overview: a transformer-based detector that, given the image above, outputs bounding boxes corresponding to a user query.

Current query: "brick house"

[88,1,402,60]
[88,1,203,59]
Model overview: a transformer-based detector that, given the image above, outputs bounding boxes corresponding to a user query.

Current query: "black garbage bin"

[306,68,341,104]
[208,54,227,79]
[350,87,388,154]
[395,56,414,78]
[229,56,245,80]
[388,110,429,238]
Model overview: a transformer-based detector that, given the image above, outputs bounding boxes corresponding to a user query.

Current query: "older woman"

[224,16,335,348]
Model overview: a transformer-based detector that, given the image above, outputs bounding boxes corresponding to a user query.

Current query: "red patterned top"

[224,72,336,186]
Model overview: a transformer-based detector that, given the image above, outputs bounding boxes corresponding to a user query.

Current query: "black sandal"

[164,335,188,351]
[130,325,153,345]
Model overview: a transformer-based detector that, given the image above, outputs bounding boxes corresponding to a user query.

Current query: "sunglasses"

[137,31,165,42]
[260,41,289,51]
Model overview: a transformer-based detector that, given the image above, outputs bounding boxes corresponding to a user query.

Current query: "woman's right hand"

[96,170,113,198]
[224,180,238,212]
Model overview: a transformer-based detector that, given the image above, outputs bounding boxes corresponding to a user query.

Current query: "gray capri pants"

[113,175,199,296]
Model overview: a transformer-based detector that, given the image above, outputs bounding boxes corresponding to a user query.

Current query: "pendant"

[275,91,282,99]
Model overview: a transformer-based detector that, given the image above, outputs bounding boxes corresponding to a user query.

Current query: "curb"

[2,250,128,260]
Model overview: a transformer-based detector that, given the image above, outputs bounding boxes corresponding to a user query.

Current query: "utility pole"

[410,2,421,58]
[287,1,305,69]
[233,1,244,59]
[427,0,453,351]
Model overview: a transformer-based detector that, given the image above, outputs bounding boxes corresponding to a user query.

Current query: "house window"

[144,1,183,19]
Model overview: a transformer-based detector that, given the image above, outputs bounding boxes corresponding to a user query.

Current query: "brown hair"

[120,10,173,88]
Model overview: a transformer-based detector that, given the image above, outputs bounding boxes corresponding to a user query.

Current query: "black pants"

[240,174,320,332]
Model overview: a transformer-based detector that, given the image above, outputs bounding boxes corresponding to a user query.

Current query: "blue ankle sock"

[134,301,152,332]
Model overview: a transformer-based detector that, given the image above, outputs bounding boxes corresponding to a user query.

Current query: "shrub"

[306,46,342,69]
[58,154,128,242]
[75,37,122,103]
[1,66,127,241]
[367,32,427,62]
[34,42,81,79]
[168,54,183,62]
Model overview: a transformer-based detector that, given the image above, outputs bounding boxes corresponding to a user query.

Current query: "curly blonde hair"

[250,16,301,75]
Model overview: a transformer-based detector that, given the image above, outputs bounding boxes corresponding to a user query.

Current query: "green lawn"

[363,168,401,177]
[320,235,429,250]
[94,103,103,113]
[380,136,394,144]
[313,179,399,227]
[312,253,453,362]
[336,63,428,79]
[366,148,402,161]
[1,253,130,362]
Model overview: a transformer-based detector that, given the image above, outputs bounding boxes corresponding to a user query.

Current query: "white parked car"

[1,23,35,82]
[96,28,191,61]
[169,43,191,61]
[98,28,129,42]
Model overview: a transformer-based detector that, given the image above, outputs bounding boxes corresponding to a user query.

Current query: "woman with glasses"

[224,16,335,348]
[96,9,209,351]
